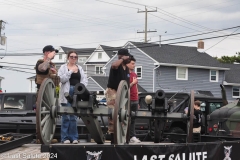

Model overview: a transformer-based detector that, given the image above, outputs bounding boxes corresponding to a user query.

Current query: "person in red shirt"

[127,56,141,143]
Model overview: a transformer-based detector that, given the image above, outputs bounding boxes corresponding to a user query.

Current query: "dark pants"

[130,101,138,138]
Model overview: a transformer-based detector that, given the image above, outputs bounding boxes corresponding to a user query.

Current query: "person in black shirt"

[106,48,131,143]
[193,100,202,133]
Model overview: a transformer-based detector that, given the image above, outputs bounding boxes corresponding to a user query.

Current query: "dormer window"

[59,54,62,60]
[98,53,102,59]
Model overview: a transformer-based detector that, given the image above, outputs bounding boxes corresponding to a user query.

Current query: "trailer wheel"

[169,127,185,134]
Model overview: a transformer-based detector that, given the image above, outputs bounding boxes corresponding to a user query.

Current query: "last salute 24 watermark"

[0,153,57,159]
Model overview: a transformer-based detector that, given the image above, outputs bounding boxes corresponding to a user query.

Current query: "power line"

[0,61,35,66]
[161,26,240,42]
[3,31,240,56]
[204,27,240,52]
[166,32,240,45]
[0,67,35,74]
[117,0,240,40]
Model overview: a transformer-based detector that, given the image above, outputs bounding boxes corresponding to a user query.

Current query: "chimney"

[198,40,204,49]
[159,35,161,47]
[197,40,204,53]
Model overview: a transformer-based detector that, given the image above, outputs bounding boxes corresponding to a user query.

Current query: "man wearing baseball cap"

[35,45,59,89]
[106,48,131,144]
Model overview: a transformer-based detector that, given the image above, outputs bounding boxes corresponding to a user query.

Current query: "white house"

[0,76,4,88]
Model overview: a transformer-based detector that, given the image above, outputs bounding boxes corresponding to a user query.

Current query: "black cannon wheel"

[36,78,57,144]
[113,80,130,145]
[186,90,194,143]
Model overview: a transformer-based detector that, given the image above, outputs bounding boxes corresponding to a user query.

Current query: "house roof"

[130,42,229,70]
[100,45,121,58]
[222,63,240,84]
[85,62,107,64]
[27,76,36,80]
[61,46,95,56]
[90,76,147,93]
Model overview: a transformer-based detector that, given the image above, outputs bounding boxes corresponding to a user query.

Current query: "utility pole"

[0,20,6,46]
[137,6,157,43]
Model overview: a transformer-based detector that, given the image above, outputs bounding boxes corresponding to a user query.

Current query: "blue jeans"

[61,85,78,142]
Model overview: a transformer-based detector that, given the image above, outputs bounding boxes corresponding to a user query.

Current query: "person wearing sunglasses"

[58,50,88,144]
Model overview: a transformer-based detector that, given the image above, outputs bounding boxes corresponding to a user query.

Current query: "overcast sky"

[0,0,240,92]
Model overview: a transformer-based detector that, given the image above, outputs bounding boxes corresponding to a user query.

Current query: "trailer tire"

[169,127,185,134]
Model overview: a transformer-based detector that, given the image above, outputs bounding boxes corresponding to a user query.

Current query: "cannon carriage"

[36,78,131,145]
[36,78,198,145]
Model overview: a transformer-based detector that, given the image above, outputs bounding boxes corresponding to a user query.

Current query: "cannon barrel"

[154,90,167,112]
[64,92,73,103]
[74,83,90,101]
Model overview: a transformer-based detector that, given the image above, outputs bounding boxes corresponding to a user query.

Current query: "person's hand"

[50,68,57,74]
[122,55,129,60]
[132,77,138,84]
[47,51,56,59]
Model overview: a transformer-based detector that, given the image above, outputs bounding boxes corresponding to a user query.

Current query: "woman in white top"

[58,50,88,144]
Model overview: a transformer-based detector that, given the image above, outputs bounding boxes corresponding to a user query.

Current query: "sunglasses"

[69,56,78,59]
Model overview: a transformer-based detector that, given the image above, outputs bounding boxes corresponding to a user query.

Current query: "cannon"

[36,78,130,145]
[132,89,195,143]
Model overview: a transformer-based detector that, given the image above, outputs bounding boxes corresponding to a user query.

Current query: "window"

[210,70,218,82]
[59,54,62,60]
[78,57,87,63]
[128,45,131,53]
[3,95,26,109]
[96,66,103,74]
[135,66,142,79]
[209,102,222,113]
[176,67,188,80]
[98,53,102,59]
[232,87,240,98]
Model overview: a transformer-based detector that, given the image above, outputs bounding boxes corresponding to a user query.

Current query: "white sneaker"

[72,140,78,144]
[130,137,141,143]
[63,140,70,144]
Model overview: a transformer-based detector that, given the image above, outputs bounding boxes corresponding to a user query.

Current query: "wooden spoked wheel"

[36,78,57,144]
[113,80,130,145]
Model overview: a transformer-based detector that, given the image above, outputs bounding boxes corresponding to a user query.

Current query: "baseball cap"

[43,45,59,53]
[117,48,130,56]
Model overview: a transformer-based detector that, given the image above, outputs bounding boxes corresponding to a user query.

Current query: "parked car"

[99,97,106,105]
[0,92,108,135]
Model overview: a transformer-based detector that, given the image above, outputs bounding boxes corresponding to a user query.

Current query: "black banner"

[49,142,239,160]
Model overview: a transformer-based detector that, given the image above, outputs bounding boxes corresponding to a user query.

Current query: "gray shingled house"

[222,63,240,102]
[103,41,230,98]
[87,76,147,100]
[84,45,120,77]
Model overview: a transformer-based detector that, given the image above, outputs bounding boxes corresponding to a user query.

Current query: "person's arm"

[58,65,73,84]
[130,77,138,88]
[111,56,129,69]
[79,66,88,86]
[38,51,56,72]
[38,58,51,72]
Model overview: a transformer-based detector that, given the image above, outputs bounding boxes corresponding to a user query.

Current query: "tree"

[215,52,240,63]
